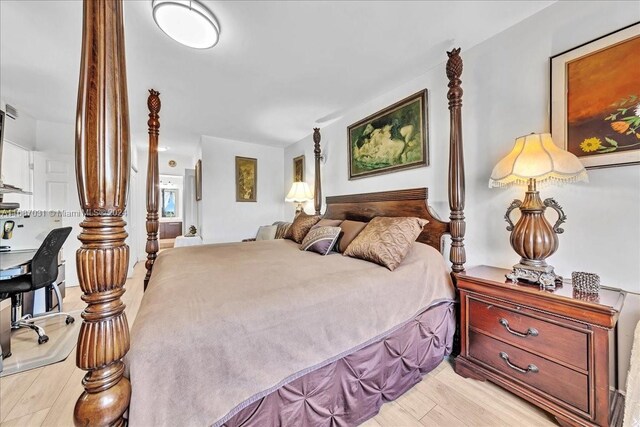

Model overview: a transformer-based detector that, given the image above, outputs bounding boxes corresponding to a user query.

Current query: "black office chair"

[0,227,75,345]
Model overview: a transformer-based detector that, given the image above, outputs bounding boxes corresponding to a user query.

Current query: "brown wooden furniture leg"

[453,353,486,382]
[74,0,131,425]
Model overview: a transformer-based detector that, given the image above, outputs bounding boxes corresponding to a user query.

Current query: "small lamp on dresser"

[489,133,588,289]
[286,181,313,215]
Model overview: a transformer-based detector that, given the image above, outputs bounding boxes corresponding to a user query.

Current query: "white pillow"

[255,225,277,240]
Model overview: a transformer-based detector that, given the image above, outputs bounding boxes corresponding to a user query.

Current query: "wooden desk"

[0,249,35,279]
[0,250,66,359]
[0,250,36,359]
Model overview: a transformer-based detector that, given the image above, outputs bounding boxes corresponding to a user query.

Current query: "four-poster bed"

[72,0,466,425]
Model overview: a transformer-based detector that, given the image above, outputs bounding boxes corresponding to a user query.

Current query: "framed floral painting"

[551,23,640,169]
[235,156,257,202]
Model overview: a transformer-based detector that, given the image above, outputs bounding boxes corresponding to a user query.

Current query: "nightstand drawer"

[469,331,589,413]
[468,297,588,371]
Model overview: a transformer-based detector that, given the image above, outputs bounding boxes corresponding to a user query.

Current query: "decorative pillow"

[335,220,368,253]
[343,217,428,271]
[300,226,341,255]
[311,219,343,229]
[285,212,321,243]
[255,225,277,241]
[272,221,292,239]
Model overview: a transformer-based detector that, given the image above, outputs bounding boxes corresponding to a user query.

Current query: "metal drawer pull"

[499,352,539,374]
[499,318,538,337]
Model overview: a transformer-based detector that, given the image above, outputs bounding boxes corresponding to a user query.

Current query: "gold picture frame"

[235,156,257,202]
[195,159,202,201]
[293,155,304,182]
[348,90,428,179]
[551,22,640,169]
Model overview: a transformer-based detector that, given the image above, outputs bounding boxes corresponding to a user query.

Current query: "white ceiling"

[0,1,554,153]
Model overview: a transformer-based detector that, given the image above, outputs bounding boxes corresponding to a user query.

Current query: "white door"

[32,152,74,211]
[32,152,81,288]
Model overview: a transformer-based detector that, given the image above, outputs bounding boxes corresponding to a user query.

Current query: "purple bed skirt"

[221,301,455,427]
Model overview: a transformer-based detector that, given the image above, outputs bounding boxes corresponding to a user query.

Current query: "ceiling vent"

[5,104,18,120]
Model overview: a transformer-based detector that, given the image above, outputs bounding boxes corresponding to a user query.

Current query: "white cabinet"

[0,140,32,209]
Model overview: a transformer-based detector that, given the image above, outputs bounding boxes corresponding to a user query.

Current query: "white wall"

[1,100,37,150]
[35,120,74,153]
[285,1,640,389]
[201,135,284,243]
[158,151,193,176]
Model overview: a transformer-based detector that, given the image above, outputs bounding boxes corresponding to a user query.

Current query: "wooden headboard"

[324,188,449,252]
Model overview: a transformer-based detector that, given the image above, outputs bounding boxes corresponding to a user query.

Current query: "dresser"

[454,266,625,427]
[159,221,182,239]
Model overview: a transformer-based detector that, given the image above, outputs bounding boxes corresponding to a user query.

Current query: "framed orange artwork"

[551,23,640,169]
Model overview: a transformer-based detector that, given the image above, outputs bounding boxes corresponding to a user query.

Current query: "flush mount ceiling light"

[152,0,220,49]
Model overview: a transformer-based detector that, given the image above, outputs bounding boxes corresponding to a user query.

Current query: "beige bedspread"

[126,239,455,426]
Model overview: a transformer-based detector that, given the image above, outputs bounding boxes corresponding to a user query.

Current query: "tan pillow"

[343,217,428,271]
[285,212,321,243]
[336,220,368,253]
[312,219,343,229]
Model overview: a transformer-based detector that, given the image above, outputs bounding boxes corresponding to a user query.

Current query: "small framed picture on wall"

[195,159,202,201]
[293,155,304,182]
[236,156,257,202]
[551,23,640,169]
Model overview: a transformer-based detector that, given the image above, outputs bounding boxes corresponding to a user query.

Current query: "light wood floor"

[0,261,558,427]
[159,238,175,249]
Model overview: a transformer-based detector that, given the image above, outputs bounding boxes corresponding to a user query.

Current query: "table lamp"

[489,133,588,289]
[286,181,313,215]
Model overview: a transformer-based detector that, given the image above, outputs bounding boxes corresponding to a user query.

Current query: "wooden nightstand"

[454,266,625,427]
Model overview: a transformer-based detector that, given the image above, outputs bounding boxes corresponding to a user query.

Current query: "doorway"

[159,174,184,248]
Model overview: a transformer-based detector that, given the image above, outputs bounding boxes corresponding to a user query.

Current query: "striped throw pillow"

[300,226,341,255]
[272,221,292,239]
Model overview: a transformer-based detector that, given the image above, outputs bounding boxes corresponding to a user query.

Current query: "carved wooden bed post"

[74,0,131,425]
[144,90,161,291]
[313,128,322,215]
[446,48,466,274]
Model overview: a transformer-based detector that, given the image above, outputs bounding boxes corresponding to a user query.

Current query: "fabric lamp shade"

[489,133,588,188]
[286,182,313,203]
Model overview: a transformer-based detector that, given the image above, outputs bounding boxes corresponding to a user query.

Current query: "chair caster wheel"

[65,316,75,325]
[38,335,49,345]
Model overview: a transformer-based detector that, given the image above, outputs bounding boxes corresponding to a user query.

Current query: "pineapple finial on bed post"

[446,48,466,274]
[145,89,161,291]
[313,128,322,215]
